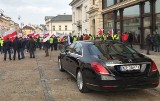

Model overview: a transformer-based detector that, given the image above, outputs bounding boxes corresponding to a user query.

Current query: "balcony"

[87,4,99,14]
[77,20,82,27]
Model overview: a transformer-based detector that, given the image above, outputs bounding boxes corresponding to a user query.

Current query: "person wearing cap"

[28,36,36,58]
[12,37,21,60]
[3,38,12,61]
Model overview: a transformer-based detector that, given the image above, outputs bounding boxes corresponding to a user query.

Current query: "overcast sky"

[0,0,72,25]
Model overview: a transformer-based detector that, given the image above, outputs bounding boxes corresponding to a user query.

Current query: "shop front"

[102,0,159,49]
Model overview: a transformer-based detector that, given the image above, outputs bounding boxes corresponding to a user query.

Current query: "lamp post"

[0,9,4,16]
[0,9,4,35]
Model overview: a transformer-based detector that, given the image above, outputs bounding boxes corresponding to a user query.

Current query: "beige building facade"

[0,16,20,36]
[70,0,103,36]
[70,0,90,36]
[45,15,72,35]
[87,0,103,36]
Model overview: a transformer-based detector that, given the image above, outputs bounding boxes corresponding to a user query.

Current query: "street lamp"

[0,9,4,35]
[0,9,4,16]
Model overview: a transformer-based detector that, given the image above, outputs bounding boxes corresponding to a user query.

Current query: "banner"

[2,29,17,40]
[43,33,54,42]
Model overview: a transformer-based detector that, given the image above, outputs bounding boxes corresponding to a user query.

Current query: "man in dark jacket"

[128,32,133,48]
[19,37,26,59]
[146,33,154,55]
[3,38,12,61]
[13,37,21,60]
[28,36,36,58]
[53,37,58,50]
[43,40,50,56]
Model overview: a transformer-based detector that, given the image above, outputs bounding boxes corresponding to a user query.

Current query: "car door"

[64,42,76,73]
[69,42,83,76]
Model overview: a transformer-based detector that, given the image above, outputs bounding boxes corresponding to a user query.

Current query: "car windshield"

[89,42,137,56]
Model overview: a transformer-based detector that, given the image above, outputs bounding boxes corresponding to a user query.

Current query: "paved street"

[0,48,160,101]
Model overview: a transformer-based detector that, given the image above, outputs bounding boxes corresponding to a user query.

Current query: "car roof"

[76,40,123,45]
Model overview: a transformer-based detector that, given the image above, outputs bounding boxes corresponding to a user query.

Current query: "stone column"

[149,0,156,34]
[114,10,117,34]
[140,2,144,49]
[119,8,124,42]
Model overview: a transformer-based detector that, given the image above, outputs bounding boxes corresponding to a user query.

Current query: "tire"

[77,70,90,93]
[58,58,64,72]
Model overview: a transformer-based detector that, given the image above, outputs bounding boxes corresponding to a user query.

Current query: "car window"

[100,43,137,55]
[88,44,102,55]
[67,42,76,53]
[69,42,76,48]
[89,42,137,56]
[73,43,82,55]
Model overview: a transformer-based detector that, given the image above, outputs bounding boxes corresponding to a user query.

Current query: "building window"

[117,0,121,3]
[144,1,150,13]
[53,26,55,31]
[103,12,114,34]
[123,5,140,44]
[102,0,114,9]
[93,0,95,5]
[65,25,67,31]
[156,14,160,35]
[59,25,61,31]
[156,0,160,13]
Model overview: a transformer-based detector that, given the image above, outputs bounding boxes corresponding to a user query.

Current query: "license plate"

[120,65,141,71]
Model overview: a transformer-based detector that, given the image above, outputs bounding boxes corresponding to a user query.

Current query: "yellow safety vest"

[57,38,60,42]
[113,34,119,41]
[49,38,54,44]
[73,37,77,42]
[1,40,4,46]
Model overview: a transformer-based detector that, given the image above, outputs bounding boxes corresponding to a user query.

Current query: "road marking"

[36,58,54,101]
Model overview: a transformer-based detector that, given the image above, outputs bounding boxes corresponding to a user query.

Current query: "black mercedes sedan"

[58,40,159,93]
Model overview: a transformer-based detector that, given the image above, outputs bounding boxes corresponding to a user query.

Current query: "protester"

[12,37,21,60]
[146,33,154,55]
[43,40,50,57]
[49,36,54,51]
[107,33,113,40]
[19,37,26,59]
[28,36,36,58]
[153,32,160,52]
[128,32,133,48]
[53,36,58,50]
[3,38,12,61]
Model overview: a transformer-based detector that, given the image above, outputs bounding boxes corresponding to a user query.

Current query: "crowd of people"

[146,31,160,55]
[0,31,159,61]
[0,36,60,61]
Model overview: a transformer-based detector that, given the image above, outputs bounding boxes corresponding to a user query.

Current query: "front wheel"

[77,70,90,93]
[58,58,64,72]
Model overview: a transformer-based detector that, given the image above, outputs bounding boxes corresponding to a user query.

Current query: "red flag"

[98,28,103,35]
[52,34,55,37]
[34,34,40,38]
[2,29,17,40]
[60,36,65,42]
[28,33,34,37]
[43,33,49,37]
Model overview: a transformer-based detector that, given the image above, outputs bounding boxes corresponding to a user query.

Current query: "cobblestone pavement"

[0,49,160,101]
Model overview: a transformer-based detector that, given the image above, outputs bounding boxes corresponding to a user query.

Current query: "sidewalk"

[133,45,160,90]
[133,45,160,71]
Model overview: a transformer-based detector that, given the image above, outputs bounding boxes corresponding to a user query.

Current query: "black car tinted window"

[100,43,137,55]
[67,42,76,53]
[74,43,82,55]
[88,44,102,55]
[89,42,137,56]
